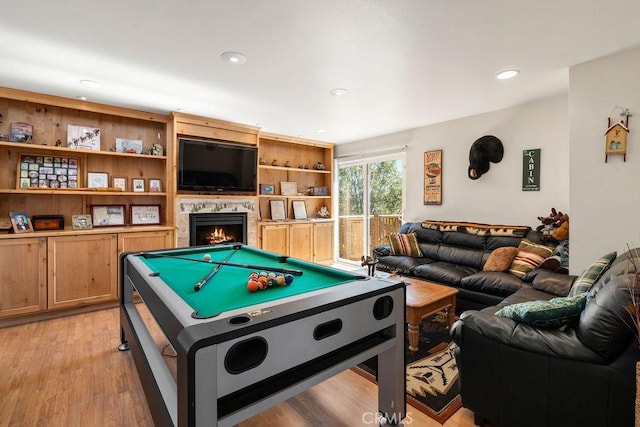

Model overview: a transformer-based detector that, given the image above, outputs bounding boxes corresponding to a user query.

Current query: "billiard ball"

[247,279,260,292]
[268,278,278,287]
[258,276,268,289]
[284,274,294,285]
[267,272,276,279]
[203,253,211,261]
[275,275,286,286]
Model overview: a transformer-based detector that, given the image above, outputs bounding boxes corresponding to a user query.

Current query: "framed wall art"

[292,200,308,220]
[132,178,145,192]
[113,177,127,192]
[67,125,101,151]
[269,199,286,221]
[424,149,442,205]
[72,214,93,230]
[16,154,79,189]
[280,181,297,196]
[9,212,33,233]
[116,138,143,154]
[87,172,109,188]
[148,178,161,192]
[130,205,161,225]
[91,204,126,227]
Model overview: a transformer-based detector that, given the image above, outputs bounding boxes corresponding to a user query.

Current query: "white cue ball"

[203,253,211,261]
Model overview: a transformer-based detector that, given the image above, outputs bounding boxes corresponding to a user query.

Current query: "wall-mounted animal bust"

[468,135,504,180]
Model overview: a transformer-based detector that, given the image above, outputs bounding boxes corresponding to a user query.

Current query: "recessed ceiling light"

[496,69,519,80]
[220,51,247,64]
[77,96,88,101]
[316,129,327,133]
[79,79,102,88]
[329,88,349,96]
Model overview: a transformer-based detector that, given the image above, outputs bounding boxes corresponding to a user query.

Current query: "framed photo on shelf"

[130,205,161,225]
[269,199,287,221]
[72,214,93,230]
[115,138,143,154]
[67,125,101,151]
[16,153,80,189]
[148,178,161,192]
[280,181,297,196]
[292,200,308,220]
[112,177,127,192]
[132,178,145,192]
[87,172,109,188]
[91,205,126,227]
[260,184,275,195]
[9,212,33,233]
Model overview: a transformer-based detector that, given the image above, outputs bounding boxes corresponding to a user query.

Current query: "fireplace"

[189,213,248,246]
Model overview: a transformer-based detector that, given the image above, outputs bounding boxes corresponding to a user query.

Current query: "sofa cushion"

[388,232,423,257]
[568,251,617,297]
[508,238,554,278]
[375,255,429,275]
[412,261,477,286]
[495,293,588,328]
[523,269,576,297]
[483,247,519,272]
[460,271,527,297]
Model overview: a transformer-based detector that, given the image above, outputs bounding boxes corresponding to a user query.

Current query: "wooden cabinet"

[313,221,334,265]
[118,230,173,255]
[47,234,118,309]
[0,237,46,318]
[260,223,290,256]
[289,222,313,261]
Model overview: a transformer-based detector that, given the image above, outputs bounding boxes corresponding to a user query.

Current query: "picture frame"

[112,177,127,192]
[269,199,287,221]
[9,212,33,233]
[87,172,109,188]
[132,178,145,192]
[130,205,161,225]
[148,178,161,192]
[16,153,80,189]
[72,214,93,230]
[67,125,101,151]
[292,200,308,220]
[280,181,298,196]
[424,149,443,206]
[91,204,126,227]
[115,138,143,154]
[260,184,275,195]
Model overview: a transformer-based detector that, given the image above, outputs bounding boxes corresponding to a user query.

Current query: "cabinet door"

[0,238,47,318]
[48,234,118,309]
[289,222,313,261]
[118,230,174,254]
[261,224,289,256]
[313,222,334,265]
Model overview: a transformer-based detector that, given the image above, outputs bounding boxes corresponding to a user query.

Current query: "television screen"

[178,138,257,193]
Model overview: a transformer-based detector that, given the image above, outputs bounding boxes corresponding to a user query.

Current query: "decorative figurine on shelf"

[313,162,325,170]
[361,256,379,277]
[317,206,330,218]
[272,159,280,166]
[298,164,309,169]
[259,157,267,165]
[284,160,292,168]
[151,143,164,156]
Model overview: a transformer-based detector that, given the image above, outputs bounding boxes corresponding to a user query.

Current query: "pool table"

[119,244,406,427]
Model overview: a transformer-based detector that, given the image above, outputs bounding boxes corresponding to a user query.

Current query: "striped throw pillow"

[508,238,554,278]
[388,233,423,257]
[568,251,617,297]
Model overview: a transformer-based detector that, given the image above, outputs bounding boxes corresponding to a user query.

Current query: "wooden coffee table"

[402,276,459,352]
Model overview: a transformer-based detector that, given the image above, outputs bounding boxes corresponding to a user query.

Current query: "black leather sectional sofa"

[372,221,559,312]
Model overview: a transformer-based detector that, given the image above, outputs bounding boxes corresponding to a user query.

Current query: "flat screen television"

[178,137,258,193]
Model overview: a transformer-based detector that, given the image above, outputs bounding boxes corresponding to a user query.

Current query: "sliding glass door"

[337,154,404,263]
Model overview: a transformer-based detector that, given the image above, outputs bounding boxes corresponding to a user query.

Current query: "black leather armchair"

[451,250,640,427]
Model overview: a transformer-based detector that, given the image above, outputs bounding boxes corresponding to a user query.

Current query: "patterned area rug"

[354,314,462,424]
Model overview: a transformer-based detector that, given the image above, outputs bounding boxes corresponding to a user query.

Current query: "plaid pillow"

[568,251,617,297]
[388,232,423,257]
[508,238,554,278]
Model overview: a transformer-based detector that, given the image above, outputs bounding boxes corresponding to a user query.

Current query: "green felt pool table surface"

[139,244,364,318]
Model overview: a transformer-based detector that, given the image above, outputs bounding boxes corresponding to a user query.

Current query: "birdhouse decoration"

[604,113,630,162]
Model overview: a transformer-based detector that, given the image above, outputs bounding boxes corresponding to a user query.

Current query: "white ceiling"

[2,1,640,144]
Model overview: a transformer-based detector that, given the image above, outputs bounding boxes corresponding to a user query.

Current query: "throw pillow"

[495,293,588,328]
[508,239,554,278]
[388,232,423,257]
[483,247,520,272]
[568,251,617,297]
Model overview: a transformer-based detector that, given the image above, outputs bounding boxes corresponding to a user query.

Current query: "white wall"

[569,45,640,272]
[336,95,569,228]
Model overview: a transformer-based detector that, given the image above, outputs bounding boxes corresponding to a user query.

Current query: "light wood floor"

[0,307,476,427]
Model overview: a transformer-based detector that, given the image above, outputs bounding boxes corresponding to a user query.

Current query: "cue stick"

[193,247,238,292]
[140,252,304,276]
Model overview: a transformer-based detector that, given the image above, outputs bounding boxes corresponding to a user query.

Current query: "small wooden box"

[31,215,65,231]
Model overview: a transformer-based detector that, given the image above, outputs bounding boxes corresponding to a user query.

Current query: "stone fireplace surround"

[175,197,258,248]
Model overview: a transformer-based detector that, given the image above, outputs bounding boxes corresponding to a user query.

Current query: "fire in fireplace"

[189,213,248,247]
